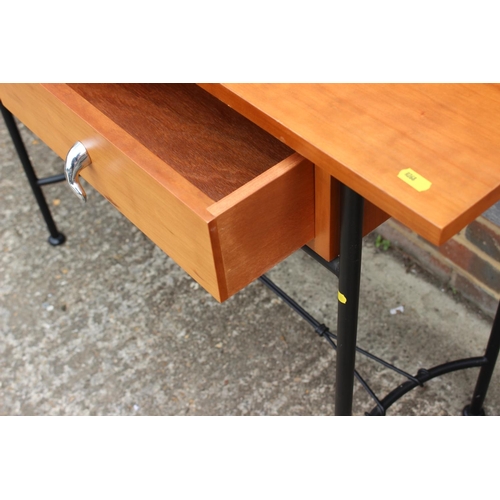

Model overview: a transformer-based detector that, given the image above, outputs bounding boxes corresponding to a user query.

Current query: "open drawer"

[0,84,314,301]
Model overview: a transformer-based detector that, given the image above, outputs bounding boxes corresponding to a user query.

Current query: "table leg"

[463,301,500,415]
[335,185,365,415]
[0,101,65,245]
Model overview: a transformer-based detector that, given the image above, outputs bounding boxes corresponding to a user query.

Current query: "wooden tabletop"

[200,84,500,245]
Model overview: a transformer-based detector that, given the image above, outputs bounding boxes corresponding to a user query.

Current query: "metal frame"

[261,183,500,415]
[332,185,500,415]
[0,101,66,246]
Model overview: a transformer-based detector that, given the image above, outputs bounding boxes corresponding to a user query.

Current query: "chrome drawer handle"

[65,141,91,202]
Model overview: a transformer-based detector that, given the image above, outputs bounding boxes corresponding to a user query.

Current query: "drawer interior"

[67,84,294,202]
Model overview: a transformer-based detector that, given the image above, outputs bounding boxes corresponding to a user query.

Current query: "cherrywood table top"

[200,84,500,245]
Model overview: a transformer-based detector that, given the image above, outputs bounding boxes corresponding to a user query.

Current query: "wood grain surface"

[306,166,339,259]
[199,84,500,245]
[68,84,293,201]
[0,83,222,296]
[307,167,389,260]
[209,153,314,297]
[0,84,314,301]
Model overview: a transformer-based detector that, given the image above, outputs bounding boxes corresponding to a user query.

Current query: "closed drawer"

[0,84,314,301]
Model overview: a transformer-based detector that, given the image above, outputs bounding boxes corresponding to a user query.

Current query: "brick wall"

[376,202,500,319]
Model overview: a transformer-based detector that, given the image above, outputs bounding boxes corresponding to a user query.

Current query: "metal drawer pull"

[65,141,91,202]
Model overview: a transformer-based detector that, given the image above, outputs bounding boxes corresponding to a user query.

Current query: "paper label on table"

[338,291,347,304]
[398,168,432,192]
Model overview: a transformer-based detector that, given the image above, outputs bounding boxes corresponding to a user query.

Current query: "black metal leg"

[335,185,365,415]
[463,301,500,415]
[265,186,499,416]
[0,101,65,245]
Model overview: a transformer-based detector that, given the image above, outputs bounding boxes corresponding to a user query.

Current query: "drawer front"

[0,84,314,301]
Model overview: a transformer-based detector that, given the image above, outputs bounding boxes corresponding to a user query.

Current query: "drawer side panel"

[0,84,222,299]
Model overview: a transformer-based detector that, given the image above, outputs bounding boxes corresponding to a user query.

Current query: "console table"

[1,83,499,415]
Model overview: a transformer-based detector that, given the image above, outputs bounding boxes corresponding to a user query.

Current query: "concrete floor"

[1,116,499,416]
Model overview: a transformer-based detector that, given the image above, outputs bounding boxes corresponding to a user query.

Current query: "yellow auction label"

[398,168,432,192]
[338,291,347,304]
